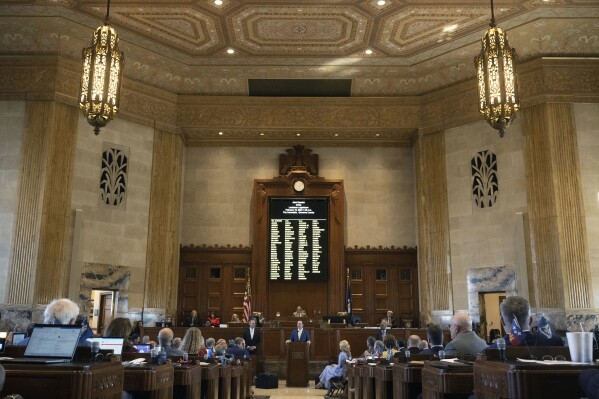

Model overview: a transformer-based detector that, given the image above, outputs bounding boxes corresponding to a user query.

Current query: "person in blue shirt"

[315,340,351,392]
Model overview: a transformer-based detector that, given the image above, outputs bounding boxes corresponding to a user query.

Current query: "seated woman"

[315,340,351,392]
[381,335,398,358]
[181,327,207,357]
[206,311,220,327]
[230,314,241,323]
[103,317,137,353]
[129,320,143,343]
[205,337,216,358]
[361,336,376,358]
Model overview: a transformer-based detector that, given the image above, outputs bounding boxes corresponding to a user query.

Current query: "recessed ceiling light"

[260,133,264,136]
[375,133,380,137]
[365,49,373,55]
[214,0,223,5]
[227,48,235,54]
[218,131,223,136]
[296,133,301,136]
[334,133,339,137]
[377,0,386,5]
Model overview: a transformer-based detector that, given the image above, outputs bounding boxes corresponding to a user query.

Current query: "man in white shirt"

[243,318,261,354]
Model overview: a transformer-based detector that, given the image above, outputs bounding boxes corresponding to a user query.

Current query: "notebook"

[133,344,151,353]
[0,324,81,364]
[100,337,124,355]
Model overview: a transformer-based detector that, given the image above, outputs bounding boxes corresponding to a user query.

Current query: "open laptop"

[0,324,81,364]
[100,337,124,355]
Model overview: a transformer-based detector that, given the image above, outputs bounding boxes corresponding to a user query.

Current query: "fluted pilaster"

[522,103,592,309]
[416,130,452,316]
[143,129,183,314]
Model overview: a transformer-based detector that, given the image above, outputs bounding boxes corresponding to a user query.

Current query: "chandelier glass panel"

[79,0,124,135]
[474,0,520,137]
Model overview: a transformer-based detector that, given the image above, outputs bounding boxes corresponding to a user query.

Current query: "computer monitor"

[12,332,26,345]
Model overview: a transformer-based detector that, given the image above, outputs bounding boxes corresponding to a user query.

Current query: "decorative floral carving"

[471,150,498,209]
[100,144,129,206]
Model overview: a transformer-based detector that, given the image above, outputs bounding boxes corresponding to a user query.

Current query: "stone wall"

[444,118,528,312]
[181,146,417,248]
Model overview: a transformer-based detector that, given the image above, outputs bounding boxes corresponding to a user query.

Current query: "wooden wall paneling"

[251,177,345,319]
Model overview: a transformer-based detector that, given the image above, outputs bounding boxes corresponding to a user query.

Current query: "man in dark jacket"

[242,318,261,354]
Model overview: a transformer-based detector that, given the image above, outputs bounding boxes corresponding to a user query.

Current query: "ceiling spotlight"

[365,49,373,55]
[227,48,235,54]
[260,133,264,136]
[218,131,223,136]
[377,0,386,5]
[334,133,339,137]
[296,133,301,137]
[214,0,223,5]
[443,24,458,33]
[375,133,380,137]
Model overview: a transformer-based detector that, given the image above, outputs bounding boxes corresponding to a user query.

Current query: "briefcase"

[256,373,278,389]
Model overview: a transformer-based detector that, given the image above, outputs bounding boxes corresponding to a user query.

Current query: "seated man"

[158,328,185,356]
[498,296,563,346]
[293,306,307,318]
[419,323,445,355]
[225,337,250,359]
[184,310,200,327]
[401,334,422,354]
[383,310,398,328]
[444,313,488,356]
[376,321,389,341]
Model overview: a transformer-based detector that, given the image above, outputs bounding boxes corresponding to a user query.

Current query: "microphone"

[496,337,506,361]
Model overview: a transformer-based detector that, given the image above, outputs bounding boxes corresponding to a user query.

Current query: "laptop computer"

[100,337,124,355]
[0,324,81,364]
[133,344,151,353]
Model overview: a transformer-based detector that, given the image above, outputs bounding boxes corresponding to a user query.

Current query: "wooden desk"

[474,359,597,399]
[0,361,123,399]
[230,364,243,399]
[218,364,232,399]
[393,361,424,399]
[360,364,376,399]
[173,363,202,399]
[347,364,362,399]
[124,363,174,399]
[201,363,219,399]
[375,364,394,399]
[421,363,473,399]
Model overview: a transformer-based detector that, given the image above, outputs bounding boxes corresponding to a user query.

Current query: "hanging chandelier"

[79,0,124,135]
[474,0,520,137]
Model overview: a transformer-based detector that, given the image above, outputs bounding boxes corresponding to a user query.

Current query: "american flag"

[242,273,252,323]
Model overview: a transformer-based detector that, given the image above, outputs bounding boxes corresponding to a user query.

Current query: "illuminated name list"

[269,198,328,281]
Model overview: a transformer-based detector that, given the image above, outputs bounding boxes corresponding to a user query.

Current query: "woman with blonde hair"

[181,327,207,356]
[315,340,351,391]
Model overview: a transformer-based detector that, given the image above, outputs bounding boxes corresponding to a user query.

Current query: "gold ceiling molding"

[0,56,597,144]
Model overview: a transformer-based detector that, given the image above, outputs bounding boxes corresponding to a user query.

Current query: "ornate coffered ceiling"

[0,1,598,145]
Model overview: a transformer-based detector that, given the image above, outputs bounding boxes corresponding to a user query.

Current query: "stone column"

[7,101,79,305]
[143,128,183,317]
[522,103,593,313]
[415,130,453,324]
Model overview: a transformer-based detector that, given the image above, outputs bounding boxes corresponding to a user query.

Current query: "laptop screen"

[12,333,26,345]
[24,325,81,359]
[100,338,124,355]
[133,344,151,353]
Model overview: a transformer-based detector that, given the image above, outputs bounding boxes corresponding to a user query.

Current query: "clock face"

[293,180,305,192]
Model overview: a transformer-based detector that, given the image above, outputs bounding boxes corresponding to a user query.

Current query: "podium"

[286,342,309,387]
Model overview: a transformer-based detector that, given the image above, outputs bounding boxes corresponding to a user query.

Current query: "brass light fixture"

[79,0,124,135]
[474,0,519,137]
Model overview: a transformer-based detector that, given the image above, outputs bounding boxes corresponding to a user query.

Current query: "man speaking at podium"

[287,320,311,344]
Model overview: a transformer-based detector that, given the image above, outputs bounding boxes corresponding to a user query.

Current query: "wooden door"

[98,293,112,335]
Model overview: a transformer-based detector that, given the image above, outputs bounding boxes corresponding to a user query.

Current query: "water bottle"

[386,347,392,361]
[405,349,411,363]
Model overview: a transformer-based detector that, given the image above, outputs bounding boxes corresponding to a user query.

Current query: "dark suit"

[384,317,398,328]
[243,327,261,354]
[290,328,310,342]
[489,330,564,347]
[419,345,445,355]
[226,345,250,359]
[184,316,200,327]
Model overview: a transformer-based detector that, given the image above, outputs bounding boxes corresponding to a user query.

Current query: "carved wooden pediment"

[279,145,318,177]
